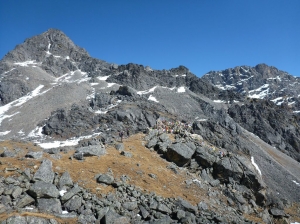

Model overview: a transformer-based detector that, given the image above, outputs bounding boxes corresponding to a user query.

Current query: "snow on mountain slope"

[202,64,300,110]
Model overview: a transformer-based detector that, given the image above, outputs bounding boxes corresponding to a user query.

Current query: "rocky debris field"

[0,133,299,224]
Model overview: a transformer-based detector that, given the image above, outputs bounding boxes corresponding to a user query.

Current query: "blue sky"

[0,0,299,77]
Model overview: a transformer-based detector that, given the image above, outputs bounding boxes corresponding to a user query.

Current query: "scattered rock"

[28,181,60,199]
[25,151,43,159]
[33,159,55,183]
[97,174,114,185]
[120,151,132,158]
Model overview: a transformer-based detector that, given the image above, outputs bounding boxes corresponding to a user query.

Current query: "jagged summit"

[201,63,300,109]
[2,28,89,63]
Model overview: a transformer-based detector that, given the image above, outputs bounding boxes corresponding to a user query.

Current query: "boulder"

[64,195,82,212]
[37,198,62,214]
[157,203,172,214]
[74,145,106,160]
[28,181,59,198]
[61,186,81,203]
[138,205,149,219]
[194,146,216,168]
[120,151,132,158]
[177,198,198,214]
[33,159,55,183]
[101,208,130,224]
[25,151,43,159]
[115,143,124,151]
[16,194,35,208]
[58,171,73,189]
[146,137,158,148]
[165,143,196,166]
[97,174,114,185]
[122,201,138,211]
[269,208,286,218]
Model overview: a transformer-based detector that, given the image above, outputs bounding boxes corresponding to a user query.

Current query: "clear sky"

[0,0,299,77]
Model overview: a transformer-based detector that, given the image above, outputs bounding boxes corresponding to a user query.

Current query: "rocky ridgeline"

[144,130,293,223]
[202,63,300,110]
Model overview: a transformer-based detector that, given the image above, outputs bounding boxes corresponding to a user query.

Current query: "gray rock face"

[37,198,62,214]
[33,159,54,183]
[165,143,196,166]
[28,181,59,199]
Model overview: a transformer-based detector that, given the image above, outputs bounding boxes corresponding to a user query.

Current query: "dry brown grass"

[1,134,298,223]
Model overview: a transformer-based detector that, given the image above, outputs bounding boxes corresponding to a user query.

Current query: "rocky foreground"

[0,131,299,224]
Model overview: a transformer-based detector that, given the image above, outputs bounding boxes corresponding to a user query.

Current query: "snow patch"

[271,97,283,103]
[107,83,115,88]
[251,156,262,176]
[292,180,300,186]
[94,110,107,114]
[213,100,225,103]
[137,86,157,95]
[97,75,110,81]
[62,211,69,214]
[28,126,44,138]
[14,85,44,107]
[1,68,15,76]
[148,95,159,103]
[177,86,185,93]
[59,189,67,196]
[14,60,38,67]
[0,85,49,124]
[37,133,102,149]
[0,131,11,136]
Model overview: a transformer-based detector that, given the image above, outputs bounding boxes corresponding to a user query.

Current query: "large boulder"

[64,195,82,212]
[193,146,216,168]
[28,181,59,199]
[33,159,55,183]
[165,143,196,166]
[74,145,106,158]
[37,198,62,214]
[58,171,73,189]
[101,208,130,224]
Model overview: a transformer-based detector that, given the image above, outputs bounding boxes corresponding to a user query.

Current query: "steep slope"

[0,29,300,223]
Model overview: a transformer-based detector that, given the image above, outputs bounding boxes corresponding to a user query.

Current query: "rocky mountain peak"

[201,63,300,111]
[1,28,89,64]
[1,30,300,223]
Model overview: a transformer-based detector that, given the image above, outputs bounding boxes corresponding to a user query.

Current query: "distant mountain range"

[0,29,300,223]
[202,64,300,111]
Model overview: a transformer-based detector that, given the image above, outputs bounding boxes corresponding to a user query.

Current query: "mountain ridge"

[0,29,300,224]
